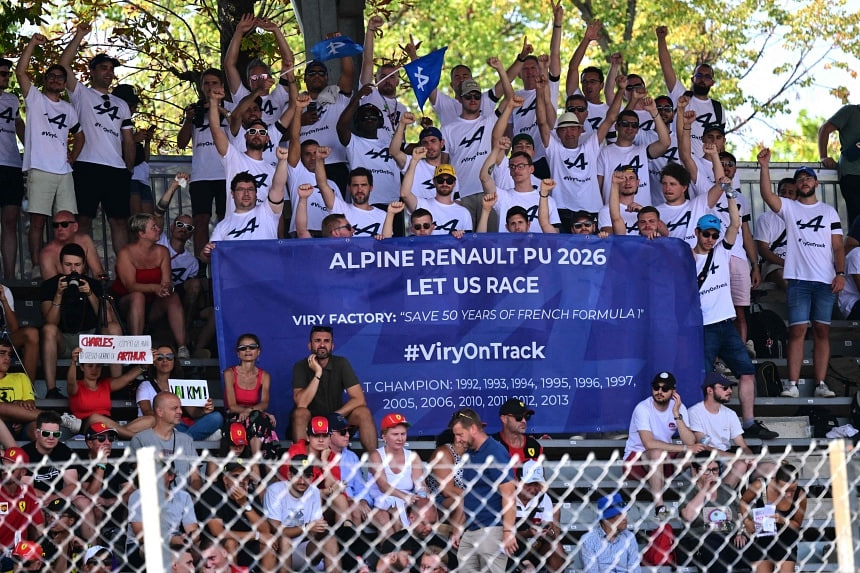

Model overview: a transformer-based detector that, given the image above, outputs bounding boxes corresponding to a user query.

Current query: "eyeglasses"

[174,221,195,231]
[509,163,531,171]
[249,73,270,81]
[40,430,62,438]
[293,469,315,479]
[721,161,736,168]
[435,176,455,185]
[656,105,674,112]
[45,72,66,81]
[461,93,481,101]
[52,221,74,228]
[305,70,327,77]
[700,230,720,239]
[651,384,673,392]
[334,428,350,436]
[88,433,118,442]
[625,84,645,91]
[237,343,260,351]
[510,413,532,422]
[155,353,175,361]
[566,105,587,112]
[618,120,640,128]
[413,222,433,231]
[703,466,720,475]
[245,128,268,136]
[693,73,713,80]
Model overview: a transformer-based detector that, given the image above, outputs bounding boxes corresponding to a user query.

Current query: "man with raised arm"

[390,113,452,200]
[401,147,472,236]
[0,55,25,279]
[314,145,386,237]
[565,20,610,135]
[359,15,408,144]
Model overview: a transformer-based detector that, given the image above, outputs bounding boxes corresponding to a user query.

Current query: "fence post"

[137,446,168,573]
[828,439,859,572]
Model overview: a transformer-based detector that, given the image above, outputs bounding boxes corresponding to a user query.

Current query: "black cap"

[112,84,140,106]
[702,371,737,389]
[499,398,535,417]
[89,53,121,69]
[702,122,726,135]
[651,371,677,388]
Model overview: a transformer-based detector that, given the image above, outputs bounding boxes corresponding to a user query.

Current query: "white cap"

[83,545,111,563]
[522,460,545,484]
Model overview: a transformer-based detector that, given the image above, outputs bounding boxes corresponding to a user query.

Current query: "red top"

[70,378,112,419]
[0,485,43,547]
[112,267,163,297]
[232,366,263,407]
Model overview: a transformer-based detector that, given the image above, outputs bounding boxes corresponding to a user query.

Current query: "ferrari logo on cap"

[316,421,324,428]
[519,401,524,407]
[527,448,535,456]
[237,428,244,437]
[395,414,402,421]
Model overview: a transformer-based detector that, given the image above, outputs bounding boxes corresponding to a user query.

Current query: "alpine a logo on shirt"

[587,117,602,130]
[666,211,691,232]
[261,99,276,116]
[252,173,269,189]
[435,218,462,233]
[171,267,187,284]
[94,98,121,121]
[365,148,392,161]
[796,215,826,233]
[354,221,381,236]
[46,113,69,130]
[459,126,485,148]
[0,106,15,124]
[420,178,435,191]
[227,218,259,238]
[626,220,638,233]
[661,146,679,161]
[563,153,588,171]
[639,118,654,131]
[514,100,537,116]
[695,112,715,128]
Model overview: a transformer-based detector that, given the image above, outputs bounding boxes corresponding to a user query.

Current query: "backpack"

[642,523,676,566]
[825,357,860,396]
[746,306,788,359]
[797,406,840,438]
[755,361,783,397]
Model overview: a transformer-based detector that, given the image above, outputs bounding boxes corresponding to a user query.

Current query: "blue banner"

[212,235,705,437]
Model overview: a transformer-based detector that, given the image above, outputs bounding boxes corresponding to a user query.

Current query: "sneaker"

[745,340,757,358]
[569,434,585,440]
[655,505,670,520]
[744,420,779,440]
[177,345,190,359]
[60,413,82,434]
[814,383,836,398]
[714,360,731,374]
[780,384,800,398]
[45,388,66,399]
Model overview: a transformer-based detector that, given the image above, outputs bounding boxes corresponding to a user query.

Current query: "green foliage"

[766,110,838,163]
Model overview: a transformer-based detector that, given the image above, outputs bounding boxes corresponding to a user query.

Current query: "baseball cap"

[83,546,112,563]
[512,133,535,147]
[306,60,328,73]
[1,447,29,464]
[11,541,44,562]
[86,422,115,439]
[419,126,443,141]
[381,412,411,430]
[556,112,582,128]
[702,371,738,389]
[46,497,78,519]
[112,84,140,106]
[651,371,677,388]
[308,416,331,435]
[702,122,725,135]
[282,453,315,479]
[499,398,535,417]
[89,53,121,69]
[597,493,626,520]
[522,460,545,484]
[229,422,249,446]
[326,413,352,432]
[434,164,456,179]
[696,214,721,232]
[794,166,817,180]
[614,164,638,174]
[459,79,481,96]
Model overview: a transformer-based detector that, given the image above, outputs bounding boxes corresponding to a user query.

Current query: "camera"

[66,272,82,290]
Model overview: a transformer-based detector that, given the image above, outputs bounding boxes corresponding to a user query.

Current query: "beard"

[692,83,711,96]
[798,187,816,198]
[246,139,268,151]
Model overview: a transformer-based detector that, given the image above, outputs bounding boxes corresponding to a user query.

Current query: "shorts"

[26,169,77,215]
[0,165,25,207]
[787,279,835,326]
[704,319,756,376]
[129,179,154,203]
[729,255,751,306]
[73,161,131,219]
[190,179,227,218]
[62,329,95,356]
[624,451,681,480]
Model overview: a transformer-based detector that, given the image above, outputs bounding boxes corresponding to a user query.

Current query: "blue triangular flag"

[309,37,364,62]
[403,47,447,111]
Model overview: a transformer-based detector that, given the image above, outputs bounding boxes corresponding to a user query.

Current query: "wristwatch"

[725,190,737,199]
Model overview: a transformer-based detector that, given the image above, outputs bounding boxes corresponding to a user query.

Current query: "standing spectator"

[0,448,43,555]
[755,178,798,291]
[818,103,860,225]
[0,55,23,280]
[401,148,473,235]
[758,150,845,399]
[223,333,277,457]
[38,212,104,280]
[448,408,516,573]
[292,325,377,452]
[579,493,640,573]
[374,497,457,571]
[21,412,79,502]
[494,398,543,476]
[313,145,386,238]
[359,16,408,144]
[59,23,135,252]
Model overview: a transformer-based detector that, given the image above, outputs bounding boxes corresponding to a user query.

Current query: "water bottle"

[701,436,712,446]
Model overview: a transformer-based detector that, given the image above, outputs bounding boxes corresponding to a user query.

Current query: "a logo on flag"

[404,47,447,111]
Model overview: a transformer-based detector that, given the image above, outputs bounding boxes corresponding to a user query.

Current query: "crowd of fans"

[0,3,856,571]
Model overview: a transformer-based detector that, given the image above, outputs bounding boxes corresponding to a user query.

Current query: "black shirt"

[40,275,104,333]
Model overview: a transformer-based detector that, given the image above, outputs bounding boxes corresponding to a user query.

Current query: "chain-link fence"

[1,440,857,572]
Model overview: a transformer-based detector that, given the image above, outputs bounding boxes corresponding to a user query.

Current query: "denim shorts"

[787,279,835,326]
[704,319,755,376]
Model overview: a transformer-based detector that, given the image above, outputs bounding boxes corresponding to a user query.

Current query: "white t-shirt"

[346,135,401,204]
[0,92,21,168]
[777,199,842,283]
[211,204,280,242]
[838,248,860,317]
[516,492,554,524]
[22,89,79,174]
[300,90,350,164]
[189,106,229,182]
[511,80,560,162]
[596,143,653,206]
[287,162,338,233]
[359,86,407,145]
[264,481,323,527]
[754,211,788,261]
[544,133,602,212]
[332,195,386,237]
[687,401,743,451]
[401,156,452,200]
[623,397,689,458]
[659,192,710,244]
[416,197,472,235]
[493,187,559,233]
[646,131,680,206]
[492,155,541,192]
[441,115,495,197]
[710,191,751,259]
[433,90,497,126]
[669,81,724,158]
[157,232,199,285]
[597,204,640,235]
[68,84,132,168]
[220,143,278,208]
[228,121,281,168]
[232,82,289,126]
[696,242,735,325]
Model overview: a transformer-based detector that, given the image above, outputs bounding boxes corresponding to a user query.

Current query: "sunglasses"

[510,413,532,422]
[305,70,327,77]
[45,72,66,81]
[246,128,268,136]
[618,120,640,128]
[413,222,433,231]
[693,73,713,80]
[40,430,62,438]
[700,230,720,239]
[249,73,270,81]
[572,221,594,229]
[461,93,481,101]
[721,161,736,168]
[334,428,350,436]
[625,84,645,91]
[52,221,74,228]
[88,433,118,442]
[332,224,352,233]
[155,353,175,361]
[651,384,674,392]
[174,221,195,231]
[566,105,587,112]
[435,176,455,185]
[656,105,674,112]
[237,343,260,351]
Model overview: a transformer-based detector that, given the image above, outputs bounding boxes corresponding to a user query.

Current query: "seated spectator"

[223,333,278,458]
[322,213,356,238]
[327,413,374,525]
[38,498,85,571]
[688,372,755,488]
[368,413,426,534]
[420,546,450,573]
[677,454,747,572]
[622,371,701,519]
[579,493,639,573]
[112,213,189,357]
[206,422,262,488]
[0,283,39,384]
[10,540,45,573]
[41,243,122,399]
[82,545,113,573]
[425,429,465,525]
[0,338,42,438]
[0,448,43,557]
[265,454,340,572]
[741,463,807,573]
[539,202,598,235]
[38,211,105,281]
[170,542,197,573]
[374,497,458,571]
[494,398,543,476]
[138,344,223,441]
[512,461,565,572]
[21,411,79,502]
[200,536,248,573]
[754,178,796,291]
[67,346,153,439]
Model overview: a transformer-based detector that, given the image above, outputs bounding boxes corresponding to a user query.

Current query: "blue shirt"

[462,436,514,529]
[580,527,641,573]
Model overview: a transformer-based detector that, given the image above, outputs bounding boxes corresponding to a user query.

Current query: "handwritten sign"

[169,379,210,407]
[78,335,152,364]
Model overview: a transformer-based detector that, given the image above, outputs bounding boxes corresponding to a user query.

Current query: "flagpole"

[279,58,310,79]
[375,66,404,85]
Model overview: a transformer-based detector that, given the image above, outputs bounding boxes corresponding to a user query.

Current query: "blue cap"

[697,214,721,232]
[702,371,737,389]
[597,493,626,520]
[419,126,443,141]
[794,166,817,180]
